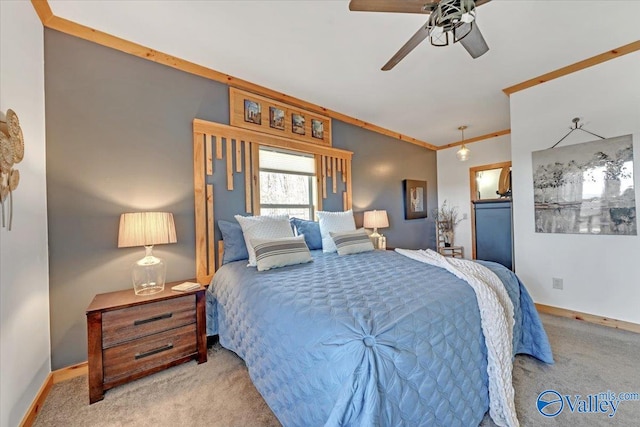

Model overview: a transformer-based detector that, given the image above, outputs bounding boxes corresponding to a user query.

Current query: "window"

[259,148,317,220]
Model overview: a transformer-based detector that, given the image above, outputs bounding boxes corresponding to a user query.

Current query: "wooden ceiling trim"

[31,1,436,151]
[31,0,54,25]
[439,128,511,150]
[503,40,640,96]
[193,119,353,159]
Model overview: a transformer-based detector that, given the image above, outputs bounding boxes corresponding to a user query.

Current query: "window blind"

[259,148,314,174]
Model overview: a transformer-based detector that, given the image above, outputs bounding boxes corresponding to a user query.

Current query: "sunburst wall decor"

[0,109,25,231]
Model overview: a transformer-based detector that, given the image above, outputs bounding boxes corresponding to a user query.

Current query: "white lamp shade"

[118,212,177,248]
[363,210,389,229]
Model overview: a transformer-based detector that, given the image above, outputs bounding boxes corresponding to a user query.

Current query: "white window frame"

[258,147,317,220]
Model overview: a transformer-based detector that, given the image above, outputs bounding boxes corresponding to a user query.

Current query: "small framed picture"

[292,113,305,135]
[269,107,285,130]
[403,179,427,220]
[244,99,261,125]
[311,119,324,140]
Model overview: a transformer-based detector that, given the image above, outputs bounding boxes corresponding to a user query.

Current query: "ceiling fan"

[349,0,491,70]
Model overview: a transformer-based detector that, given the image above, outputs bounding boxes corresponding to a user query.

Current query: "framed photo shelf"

[229,88,332,147]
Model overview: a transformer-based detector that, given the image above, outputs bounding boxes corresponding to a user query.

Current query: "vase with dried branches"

[433,200,462,247]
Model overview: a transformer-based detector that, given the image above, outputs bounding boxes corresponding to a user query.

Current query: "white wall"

[0,2,50,426]
[437,135,511,258]
[511,52,640,324]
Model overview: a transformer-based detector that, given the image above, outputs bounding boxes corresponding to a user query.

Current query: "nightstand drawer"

[103,323,197,384]
[102,295,195,347]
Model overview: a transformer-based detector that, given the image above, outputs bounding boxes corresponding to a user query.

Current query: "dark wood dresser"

[86,281,207,403]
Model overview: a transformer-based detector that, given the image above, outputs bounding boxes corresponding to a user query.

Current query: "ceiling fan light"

[456,145,471,161]
[370,0,491,69]
[430,31,450,47]
[461,12,475,23]
[430,25,444,38]
[453,22,473,43]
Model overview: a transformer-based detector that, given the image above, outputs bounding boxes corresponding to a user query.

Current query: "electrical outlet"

[552,277,563,290]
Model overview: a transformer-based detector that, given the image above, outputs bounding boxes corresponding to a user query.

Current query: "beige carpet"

[34,314,640,426]
[34,347,280,427]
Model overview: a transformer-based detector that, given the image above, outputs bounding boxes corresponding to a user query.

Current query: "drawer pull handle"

[134,312,173,326]
[135,343,173,360]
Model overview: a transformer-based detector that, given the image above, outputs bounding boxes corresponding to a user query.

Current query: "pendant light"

[456,125,470,161]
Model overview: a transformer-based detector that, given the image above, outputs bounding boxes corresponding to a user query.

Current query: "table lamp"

[363,210,389,249]
[118,212,177,295]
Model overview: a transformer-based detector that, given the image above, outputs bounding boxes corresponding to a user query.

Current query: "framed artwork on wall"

[244,100,261,125]
[403,179,427,220]
[292,113,305,135]
[312,119,324,139]
[230,88,331,146]
[269,106,285,130]
[532,134,636,235]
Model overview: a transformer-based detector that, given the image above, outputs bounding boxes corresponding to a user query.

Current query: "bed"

[206,248,553,427]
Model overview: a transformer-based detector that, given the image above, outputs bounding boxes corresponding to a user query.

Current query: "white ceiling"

[48,0,640,146]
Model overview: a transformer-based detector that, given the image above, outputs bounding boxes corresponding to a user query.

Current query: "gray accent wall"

[45,29,437,369]
[333,121,437,249]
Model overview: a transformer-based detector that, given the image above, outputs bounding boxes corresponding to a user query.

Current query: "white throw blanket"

[395,248,519,427]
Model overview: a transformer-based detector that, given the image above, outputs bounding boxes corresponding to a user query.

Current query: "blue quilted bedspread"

[207,250,553,427]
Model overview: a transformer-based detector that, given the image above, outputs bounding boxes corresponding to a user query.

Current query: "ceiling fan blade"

[459,22,489,59]
[349,0,437,14]
[381,21,430,71]
[349,0,492,13]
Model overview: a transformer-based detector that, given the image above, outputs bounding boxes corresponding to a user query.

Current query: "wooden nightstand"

[86,280,207,404]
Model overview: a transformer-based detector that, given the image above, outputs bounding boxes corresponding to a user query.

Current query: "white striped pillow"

[316,210,356,253]
[251,235,313,271]
[330,228,375,256]
[235,214,294,266]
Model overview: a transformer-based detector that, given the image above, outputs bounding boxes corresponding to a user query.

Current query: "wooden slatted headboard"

[193,118,353,284]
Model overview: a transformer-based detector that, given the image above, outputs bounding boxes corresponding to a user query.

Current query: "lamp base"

[133,282,164,296]
[370,230,384,249]
[132,246,166,296]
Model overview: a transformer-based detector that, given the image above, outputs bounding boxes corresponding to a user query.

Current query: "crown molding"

[31,0,53,25]
[503,40,640,96]
[438,128,511,150]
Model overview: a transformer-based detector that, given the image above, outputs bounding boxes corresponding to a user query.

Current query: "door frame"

[469,161,512,259]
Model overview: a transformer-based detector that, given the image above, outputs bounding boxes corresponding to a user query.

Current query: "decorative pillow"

[290,218,323,250]
[330,228,375,256]
[316,210,356,253]
[235,214,294,266]
[251,235,313,272]
[218,220,250,265]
